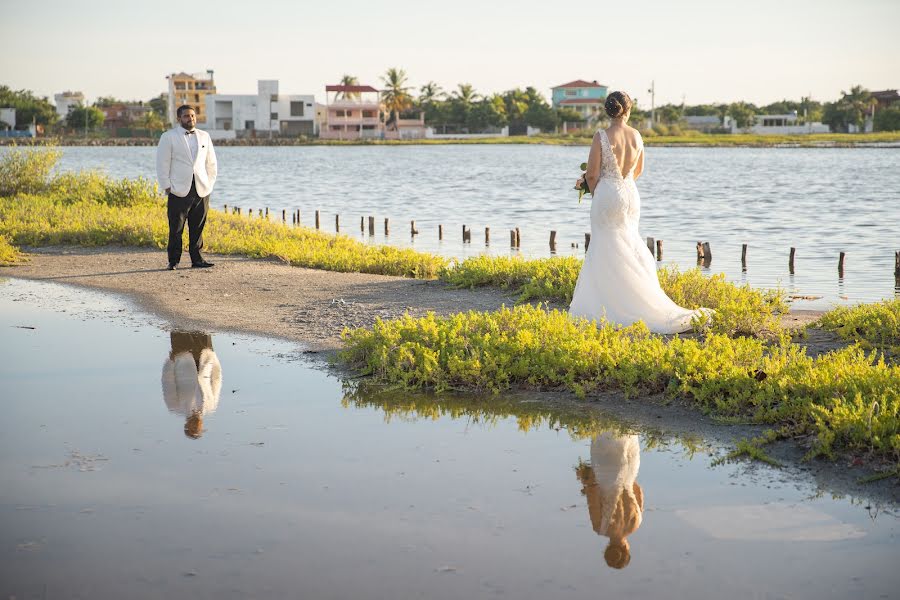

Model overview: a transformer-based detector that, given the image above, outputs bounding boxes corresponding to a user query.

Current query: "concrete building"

[724,112,829,134]
[54,91,85,120]
[320,84,383,140]
[0,108,15,130]
[100,103,152,129]
[204,80,316,140]
[167,71,216,125]
[551,80,608,121]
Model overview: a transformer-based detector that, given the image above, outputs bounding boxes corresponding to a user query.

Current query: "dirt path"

[3,247,827,353]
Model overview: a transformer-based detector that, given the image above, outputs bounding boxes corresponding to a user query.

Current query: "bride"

[569,91,711,334]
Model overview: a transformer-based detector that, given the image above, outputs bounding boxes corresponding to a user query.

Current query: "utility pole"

[647,80,656,127]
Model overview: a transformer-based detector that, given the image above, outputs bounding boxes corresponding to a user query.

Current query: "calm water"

[27,144,900,309]
[1,278,898,599]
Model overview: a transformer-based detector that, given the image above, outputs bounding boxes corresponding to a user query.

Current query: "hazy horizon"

[3,0,898,109]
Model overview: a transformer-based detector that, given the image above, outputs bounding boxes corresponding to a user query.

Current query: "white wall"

[54,92,84,120]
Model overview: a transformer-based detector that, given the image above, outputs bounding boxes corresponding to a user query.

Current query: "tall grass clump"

[0,146,62,197]
[0,235,23,265]
[818,299,900,355]
[340,304,900,462]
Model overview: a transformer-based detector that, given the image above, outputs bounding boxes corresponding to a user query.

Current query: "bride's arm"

[585,132,602,192]
[633,145,645,180]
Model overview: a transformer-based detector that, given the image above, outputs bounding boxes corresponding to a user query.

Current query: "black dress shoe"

[167,263,177,270]
[191,261,215,268]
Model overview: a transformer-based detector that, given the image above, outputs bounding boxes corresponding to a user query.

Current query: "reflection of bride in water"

[576,432,644,569]
[161,331,222,439]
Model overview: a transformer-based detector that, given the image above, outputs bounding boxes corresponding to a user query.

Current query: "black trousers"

[167,177,209,265]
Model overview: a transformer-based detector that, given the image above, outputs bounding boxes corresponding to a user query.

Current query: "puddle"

[0,278,897,599]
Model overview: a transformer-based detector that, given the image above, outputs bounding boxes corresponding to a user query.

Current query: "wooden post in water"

[292,211,296,224]
[438,224,443,240]
[360,216,365,232]
[411,220,418,235]
[838,252,845,278]
[789,247,796,274]
[585,233,591,250]
[462,225,467,242]
[741,243,748,270]
[702,242,712,267]
[895,251,900,278]
[249,208,253,217]
[335,214,340,232]
[296,209,300,224]
[282,209,286,222]
[315,210,320,230]
[484,227,490,245]
[384,218,390,235]
[656,240,663,261]
[223,204,228,212]
[646,237,655,256]
[515,228,521,248]
[549,231,557,253]
[510,229,517,248]
[368,216,375,235]
[265,207,269,218]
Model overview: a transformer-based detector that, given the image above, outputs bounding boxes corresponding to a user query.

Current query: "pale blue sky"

[3,0,898,108]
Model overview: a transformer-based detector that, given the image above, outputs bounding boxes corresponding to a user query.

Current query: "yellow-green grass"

[0,235,23,265]
[818,298,900,355]
[340,304,900,463]
[442,255,787,337]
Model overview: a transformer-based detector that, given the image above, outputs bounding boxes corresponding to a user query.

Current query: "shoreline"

[3,136,899,149]
[5,246,898,506]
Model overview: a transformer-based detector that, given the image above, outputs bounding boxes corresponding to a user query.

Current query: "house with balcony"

[167,71,216,125]
[551,80,608,122]
[204,80,316,140]
[321,84,383,140]
[53,91,85,120]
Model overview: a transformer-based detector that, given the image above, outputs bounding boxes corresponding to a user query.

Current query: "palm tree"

[418,81,444,106]
[337,74,360,101]
[453,83,479,107]
[380,68,413,130]
[840,85,876,132]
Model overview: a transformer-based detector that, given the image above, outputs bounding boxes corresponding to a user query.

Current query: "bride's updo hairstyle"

[605,91,633,119]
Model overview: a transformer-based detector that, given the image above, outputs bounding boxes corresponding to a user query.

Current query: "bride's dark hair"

[605,91,633,119]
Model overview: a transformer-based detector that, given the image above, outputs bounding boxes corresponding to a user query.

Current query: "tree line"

[3,79,899,135]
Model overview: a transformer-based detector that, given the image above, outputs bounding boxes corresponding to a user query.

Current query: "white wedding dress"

[569,129,710,334]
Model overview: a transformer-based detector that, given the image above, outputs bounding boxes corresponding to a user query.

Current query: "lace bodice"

[599,129,643,182]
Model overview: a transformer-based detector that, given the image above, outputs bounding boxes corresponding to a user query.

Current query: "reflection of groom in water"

[576,432,644,569]
[161,331,222,439]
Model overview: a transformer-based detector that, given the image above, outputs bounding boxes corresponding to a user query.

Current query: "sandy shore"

[3,246,826,353]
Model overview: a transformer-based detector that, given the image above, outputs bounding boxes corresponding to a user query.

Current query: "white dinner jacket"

[156,126,218,198]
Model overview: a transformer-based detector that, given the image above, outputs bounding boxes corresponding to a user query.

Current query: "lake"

[12,144,900,309]
[1,278,897,599]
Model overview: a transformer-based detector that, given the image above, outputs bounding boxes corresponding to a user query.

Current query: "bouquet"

[575,162,591,203]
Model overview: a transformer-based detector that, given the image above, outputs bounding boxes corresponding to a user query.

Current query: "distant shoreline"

[3,133,899,149]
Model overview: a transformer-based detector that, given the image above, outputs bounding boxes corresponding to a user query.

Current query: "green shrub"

[819,299,900,354]
[0,146,62,197]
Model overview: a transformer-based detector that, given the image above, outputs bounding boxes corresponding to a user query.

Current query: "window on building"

[175,83,186,90]
[346,111,354,117]
[290,101,304,117]
[270,112,278,121]
[362,125,376,130]
[336,110,345,117]
[565,89,577,97]
[245,120,255,130]
[362,110,376,118]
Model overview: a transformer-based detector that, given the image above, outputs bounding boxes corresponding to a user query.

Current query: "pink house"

[321,84,383,140]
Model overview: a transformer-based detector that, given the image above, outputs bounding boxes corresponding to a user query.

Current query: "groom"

[156,105,217,270]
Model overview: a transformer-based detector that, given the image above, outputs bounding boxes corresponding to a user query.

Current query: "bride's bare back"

[583,123,644,192]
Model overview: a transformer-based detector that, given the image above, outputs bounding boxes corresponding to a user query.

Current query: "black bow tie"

[185,130,196,135]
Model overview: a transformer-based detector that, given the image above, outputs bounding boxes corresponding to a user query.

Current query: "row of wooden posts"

[222,205,900,279]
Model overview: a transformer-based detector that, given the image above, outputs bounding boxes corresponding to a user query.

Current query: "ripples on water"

[25,145,900,308]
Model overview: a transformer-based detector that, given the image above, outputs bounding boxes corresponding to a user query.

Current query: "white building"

[0,108,15,130]
[54,91,85,120]
[724,112,829,135]
[204,80,316,140]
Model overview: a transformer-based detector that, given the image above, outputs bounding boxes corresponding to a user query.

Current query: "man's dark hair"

[177,104,196,118]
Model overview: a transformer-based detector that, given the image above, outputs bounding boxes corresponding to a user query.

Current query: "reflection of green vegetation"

[341,379,708,458]
[341,304,900,466]
[818,299,900,356]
